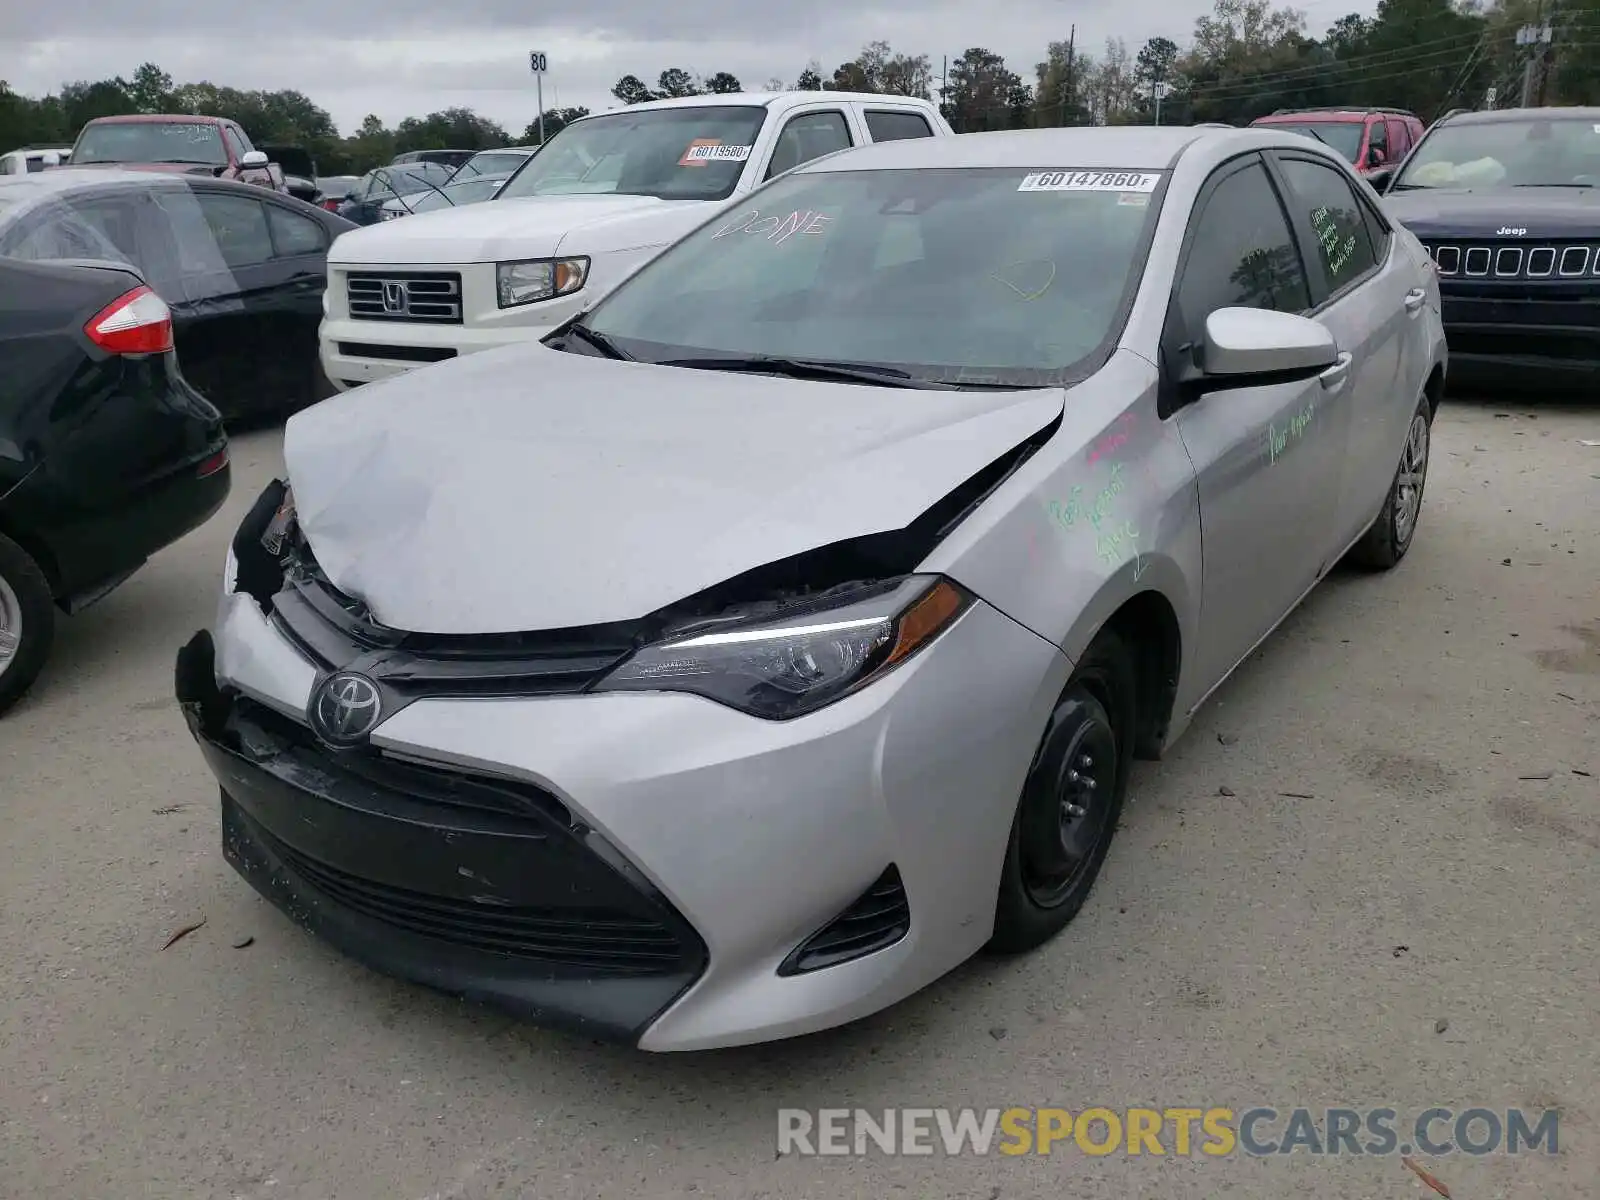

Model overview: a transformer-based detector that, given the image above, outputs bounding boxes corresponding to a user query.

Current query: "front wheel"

[989,629,1136,954]
[0,532,56,717]
[1348,395,1432,571]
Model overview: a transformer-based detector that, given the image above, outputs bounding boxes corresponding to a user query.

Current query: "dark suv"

[1377,105,1600,392]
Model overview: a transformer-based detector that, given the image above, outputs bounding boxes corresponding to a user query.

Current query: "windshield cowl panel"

[498,105,766,204]
[1397,117,1600,190]
[575,166,1165,391]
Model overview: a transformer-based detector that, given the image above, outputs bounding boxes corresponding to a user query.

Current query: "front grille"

[263,825,686,972]
[1423,239,1600,280]
[346,271,463,324]
[337,342,457,364]
[780,866,911,975]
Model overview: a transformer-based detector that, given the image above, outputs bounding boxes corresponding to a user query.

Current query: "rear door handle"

[1404,287,1427,313]
[1319,352,1353,390]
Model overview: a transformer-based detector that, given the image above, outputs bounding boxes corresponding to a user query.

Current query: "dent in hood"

[283,344,1065,634]
[329,192,715,265]
[1383,186,1600,238]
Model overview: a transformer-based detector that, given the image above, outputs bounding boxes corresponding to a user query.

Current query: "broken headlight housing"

[594,576,972,720]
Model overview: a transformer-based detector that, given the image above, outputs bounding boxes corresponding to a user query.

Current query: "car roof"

[795,125,1300,173]
[0,167,169,198]
[593,90,923,116]
[1255,111,1396,122]
[1439,104,1600,125]
[81,113,226,125]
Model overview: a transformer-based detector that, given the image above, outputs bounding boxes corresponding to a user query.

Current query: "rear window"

[73,121,228,168]
[865,111,934,142]
[499,105,767,203]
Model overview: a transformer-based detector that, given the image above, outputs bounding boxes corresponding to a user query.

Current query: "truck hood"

[328,193,714,265]
[1382,186,1600,238]
[282,345,1065,634]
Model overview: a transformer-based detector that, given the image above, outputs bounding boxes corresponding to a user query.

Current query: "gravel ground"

[1,399,1596,1200]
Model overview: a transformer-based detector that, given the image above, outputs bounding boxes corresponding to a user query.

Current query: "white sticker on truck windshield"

[1018,170,1161,193]
[680,140,753,166]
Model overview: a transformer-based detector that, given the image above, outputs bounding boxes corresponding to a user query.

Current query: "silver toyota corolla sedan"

[176,125,1446,1051]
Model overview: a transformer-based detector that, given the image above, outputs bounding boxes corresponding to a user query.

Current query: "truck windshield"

[72,121,228,167]
[498,106,767,203]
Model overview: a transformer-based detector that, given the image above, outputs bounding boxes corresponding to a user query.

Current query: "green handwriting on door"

[1267,398,1316,465]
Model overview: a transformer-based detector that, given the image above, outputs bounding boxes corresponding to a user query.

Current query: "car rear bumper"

[179,579,1067,1049]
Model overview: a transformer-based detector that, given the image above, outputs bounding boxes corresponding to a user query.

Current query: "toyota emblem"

[308,671,383,747]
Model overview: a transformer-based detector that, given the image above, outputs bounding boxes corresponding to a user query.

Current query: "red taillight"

[84,285,174,355]
[321,198,341,212]
[196,448,230,478]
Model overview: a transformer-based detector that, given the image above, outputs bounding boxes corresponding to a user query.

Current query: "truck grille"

[1422,240,1600,281]
[346,271,463,324]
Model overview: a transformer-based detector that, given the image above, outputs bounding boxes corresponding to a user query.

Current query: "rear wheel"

[0,533,56,717]
[989,629,1136,953]
[1348,395,1432,570]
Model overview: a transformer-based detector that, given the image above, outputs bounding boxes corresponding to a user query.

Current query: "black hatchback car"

[1376,106,1600,392]
[0,168,357,419]
[0,256,230,715]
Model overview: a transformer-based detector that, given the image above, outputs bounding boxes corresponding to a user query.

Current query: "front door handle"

[1319,352,1353,390]
[1404,287,1427,313]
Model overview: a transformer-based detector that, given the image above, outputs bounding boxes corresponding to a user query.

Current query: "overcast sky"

[3,0,1371,137]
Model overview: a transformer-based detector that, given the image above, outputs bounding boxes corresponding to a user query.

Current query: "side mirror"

[1202,308,1338,379]
[239,150,270,169]
[1365,146,1386,168]
[1367,166,1395,194]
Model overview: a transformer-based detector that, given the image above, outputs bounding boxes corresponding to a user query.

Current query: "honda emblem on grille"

[381,281,408,314]
[309,671,383,747]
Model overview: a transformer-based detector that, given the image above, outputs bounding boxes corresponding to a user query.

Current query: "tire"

[1348,395,1432,571]
[0,532,57,717]
[989,628,1137,954]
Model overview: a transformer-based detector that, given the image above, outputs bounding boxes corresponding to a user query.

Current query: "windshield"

[73,120,227,166]
[455,152,528,180]
[499,105,767,202]
[406,177,506,212]
[376,164,453,197]
[1396,117,1600,188]
[1272,121,1364,163]
[580,166,1164,388]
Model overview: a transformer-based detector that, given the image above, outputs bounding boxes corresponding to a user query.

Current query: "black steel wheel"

[989,629,1136,953]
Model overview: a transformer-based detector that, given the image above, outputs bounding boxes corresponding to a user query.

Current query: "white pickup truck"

[318,91,954,390]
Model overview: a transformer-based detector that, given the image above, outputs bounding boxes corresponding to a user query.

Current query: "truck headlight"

[496,257,589,308]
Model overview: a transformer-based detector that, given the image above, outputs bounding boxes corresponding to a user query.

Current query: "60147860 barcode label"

[1017,170,1162,193]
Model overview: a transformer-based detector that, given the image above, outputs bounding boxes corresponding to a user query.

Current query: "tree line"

[5,0,1600,175]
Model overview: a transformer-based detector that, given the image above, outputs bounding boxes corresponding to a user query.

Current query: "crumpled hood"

[283,345,1065,634]
[1383,186,1600,238]
[328,193,710,265]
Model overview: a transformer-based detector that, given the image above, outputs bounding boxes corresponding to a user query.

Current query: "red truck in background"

[68,114,287,193]
[1249,107,1426,176]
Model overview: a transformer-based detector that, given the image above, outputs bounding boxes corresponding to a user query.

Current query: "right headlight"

[593,575,972,720]
[496,257,590,308]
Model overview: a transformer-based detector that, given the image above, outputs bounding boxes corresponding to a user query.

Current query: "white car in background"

[317,91,953,391]
[0,146,72,175]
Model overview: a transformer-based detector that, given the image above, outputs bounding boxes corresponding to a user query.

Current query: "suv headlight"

[593,576,971,720]
[496,257,589,308]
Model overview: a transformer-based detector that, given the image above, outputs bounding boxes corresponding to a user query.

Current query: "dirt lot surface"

[2,400,1596,1199]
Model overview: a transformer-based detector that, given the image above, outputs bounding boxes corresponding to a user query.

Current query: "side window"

[865,110,933,142]
[1367,118,1388,159]
[1176,160,1310,336]
[230,125,254,153]
[266,204,328,257]
[196,194,274,268]
[221,126,246,162]
[765,110,853,181]
[1386,119,1409,157]
[1276,157,1379,295]
[0,158,11,175]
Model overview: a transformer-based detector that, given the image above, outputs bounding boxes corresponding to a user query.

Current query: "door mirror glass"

[1202,307,1338,378]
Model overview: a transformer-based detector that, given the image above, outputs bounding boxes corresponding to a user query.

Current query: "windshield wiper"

[561,323,631,359]
[1513,181,1596,188]
[659,355,958,389]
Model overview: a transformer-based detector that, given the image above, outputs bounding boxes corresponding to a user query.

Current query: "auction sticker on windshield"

[680,139,753,167]
[1018,170,1161,193]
